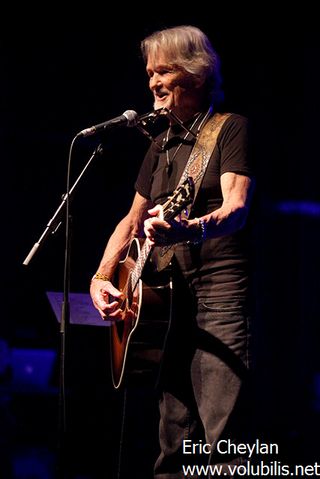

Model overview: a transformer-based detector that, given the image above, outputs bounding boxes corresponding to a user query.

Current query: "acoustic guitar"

[110,177,195,388]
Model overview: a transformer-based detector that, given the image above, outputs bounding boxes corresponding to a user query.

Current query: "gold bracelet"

[91,272,111,282]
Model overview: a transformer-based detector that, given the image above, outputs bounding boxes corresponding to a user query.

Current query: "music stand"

[46,291,111,327]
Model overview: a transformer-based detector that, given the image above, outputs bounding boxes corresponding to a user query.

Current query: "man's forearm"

[95,215,140,278]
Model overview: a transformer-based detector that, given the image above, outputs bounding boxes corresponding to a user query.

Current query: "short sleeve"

[218,114,253,177]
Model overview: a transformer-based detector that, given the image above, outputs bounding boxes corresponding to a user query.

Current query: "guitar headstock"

[162,177,195,221]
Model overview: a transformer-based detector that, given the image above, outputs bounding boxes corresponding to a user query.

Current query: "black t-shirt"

[135,113,253,300]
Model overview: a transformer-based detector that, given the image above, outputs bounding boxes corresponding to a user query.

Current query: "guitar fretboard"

[130,240,152,292]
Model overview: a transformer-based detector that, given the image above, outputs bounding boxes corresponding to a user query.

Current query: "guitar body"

[109,177,195,389]
[110,238,172,389]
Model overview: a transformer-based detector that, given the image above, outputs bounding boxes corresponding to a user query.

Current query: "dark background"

[1,7,320,479]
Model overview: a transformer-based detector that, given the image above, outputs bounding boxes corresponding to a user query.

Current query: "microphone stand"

[22,143,104,267]
[23,141,104,478]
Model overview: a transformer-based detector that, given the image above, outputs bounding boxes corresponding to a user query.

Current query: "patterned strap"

[156,112,232,271]
[179,112,232,218]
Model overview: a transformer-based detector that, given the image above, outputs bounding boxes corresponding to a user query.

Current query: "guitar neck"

[130,240,152,292]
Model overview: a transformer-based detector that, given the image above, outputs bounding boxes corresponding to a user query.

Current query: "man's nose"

[150,73,161,90]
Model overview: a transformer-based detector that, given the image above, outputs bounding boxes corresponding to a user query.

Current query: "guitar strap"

[155,111,232,271]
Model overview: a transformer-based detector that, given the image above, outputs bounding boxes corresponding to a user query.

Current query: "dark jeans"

[154,280,252,479]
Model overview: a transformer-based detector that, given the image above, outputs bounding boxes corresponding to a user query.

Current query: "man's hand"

[90,278,124,321]
[144,204,200,246]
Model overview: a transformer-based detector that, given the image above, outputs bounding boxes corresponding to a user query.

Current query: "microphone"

[78,110,138,137]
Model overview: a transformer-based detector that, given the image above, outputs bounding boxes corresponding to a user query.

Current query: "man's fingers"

[147,204,163,218]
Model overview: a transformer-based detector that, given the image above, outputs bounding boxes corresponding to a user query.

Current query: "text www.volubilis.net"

[182,460,320,476]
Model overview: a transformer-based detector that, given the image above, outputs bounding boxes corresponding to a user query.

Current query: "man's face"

[146,52,202,121]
